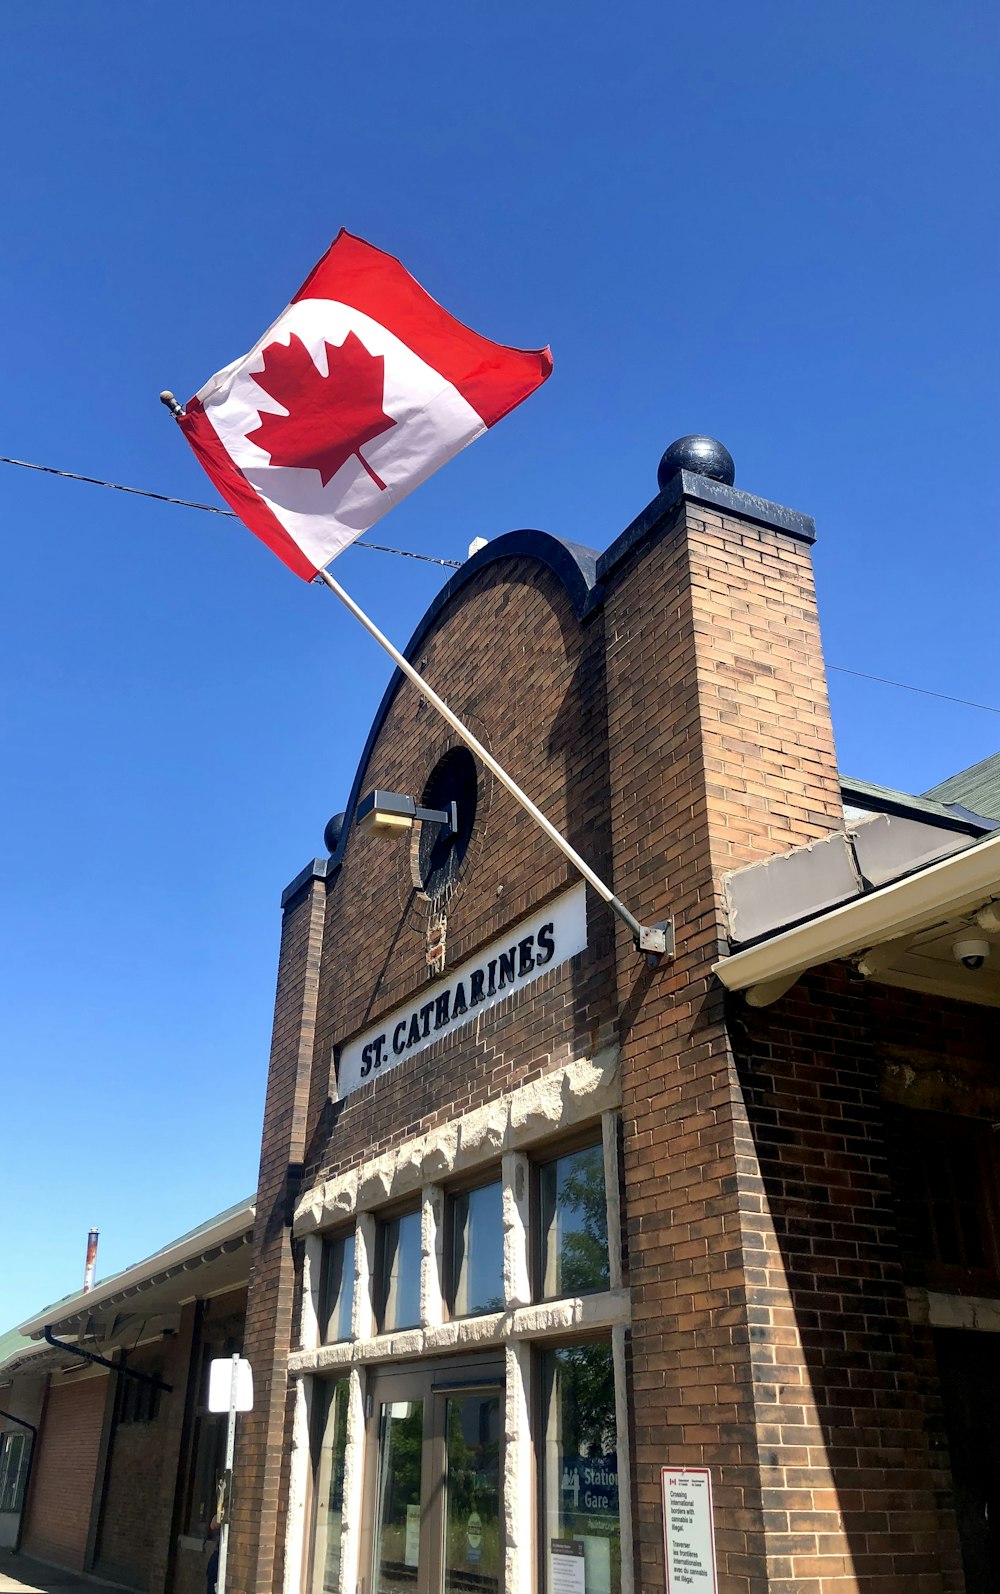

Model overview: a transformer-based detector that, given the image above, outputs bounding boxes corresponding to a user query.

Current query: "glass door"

[371,1396,426,1593]
[360,1360,504,1594]
[440,1387,502,1594]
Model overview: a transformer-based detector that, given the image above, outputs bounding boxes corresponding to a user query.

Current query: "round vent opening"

[416,746,478,898]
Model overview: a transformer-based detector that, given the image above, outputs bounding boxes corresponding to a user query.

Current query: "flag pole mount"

[316,567,674,963]
[159,390,185,418]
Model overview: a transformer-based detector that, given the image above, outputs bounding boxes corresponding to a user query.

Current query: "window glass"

[184,1335,239,1534]
[539,1144,610,1299]
[0,1432,29,1513]
[378,1210,422,1333]
[542,1344,620,1594]
[449,1181,504,1317]
[312,1379,350,1594]
[321,1231,356,1343]
[443,1392,501,1592]
[371,1399,424,1590]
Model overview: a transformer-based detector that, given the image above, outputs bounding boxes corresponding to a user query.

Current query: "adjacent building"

[3,1199,254,1594]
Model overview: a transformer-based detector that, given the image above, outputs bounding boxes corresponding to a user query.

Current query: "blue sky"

[1,1,997,1330]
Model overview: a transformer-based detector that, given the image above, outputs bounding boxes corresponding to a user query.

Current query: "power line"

[0,454,462,569]
[4,452,1000,716]
[827,664,1000,717]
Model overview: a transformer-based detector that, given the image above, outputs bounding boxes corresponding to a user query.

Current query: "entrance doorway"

[360,1357,505,1594]
[935,1328,1000,1592]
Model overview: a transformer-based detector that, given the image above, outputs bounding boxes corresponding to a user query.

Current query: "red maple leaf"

[245,331,396,490]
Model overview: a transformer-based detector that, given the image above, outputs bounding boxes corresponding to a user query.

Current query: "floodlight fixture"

[356,789,458,839]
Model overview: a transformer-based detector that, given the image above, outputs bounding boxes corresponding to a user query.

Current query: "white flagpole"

[316,567,670,956]
[156,392,668,956]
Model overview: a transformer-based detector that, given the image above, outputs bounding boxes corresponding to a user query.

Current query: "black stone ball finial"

[324,811,346,854]
[657,435,735,492]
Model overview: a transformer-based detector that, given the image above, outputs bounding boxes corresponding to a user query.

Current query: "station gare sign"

[337,883,588,1097]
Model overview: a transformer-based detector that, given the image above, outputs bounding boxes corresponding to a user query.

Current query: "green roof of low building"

[925,752,1000,821]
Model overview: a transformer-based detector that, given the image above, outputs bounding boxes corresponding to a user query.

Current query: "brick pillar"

[228,861,328,1594]
[602,478,844,1593]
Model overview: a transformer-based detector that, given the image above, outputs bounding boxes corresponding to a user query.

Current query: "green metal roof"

[840,776,993,833]
[925,752,1000,821]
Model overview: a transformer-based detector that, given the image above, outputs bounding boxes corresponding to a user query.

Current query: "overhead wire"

[0,454,462,569]
[3,452,999,714]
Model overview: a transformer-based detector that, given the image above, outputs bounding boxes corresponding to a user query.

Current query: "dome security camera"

[953,936,991,971]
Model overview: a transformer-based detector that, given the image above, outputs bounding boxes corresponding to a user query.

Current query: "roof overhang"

[714,829,1000,1007]
[17,1199,255,1341]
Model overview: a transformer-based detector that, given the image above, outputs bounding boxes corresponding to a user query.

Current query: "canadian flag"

[177,231,552,579]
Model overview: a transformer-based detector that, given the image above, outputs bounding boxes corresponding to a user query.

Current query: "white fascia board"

[714,830,1000,993]
[17,1201,255,1339]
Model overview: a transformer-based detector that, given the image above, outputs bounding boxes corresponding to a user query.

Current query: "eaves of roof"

[16,1196,255,1340]
[714,828,1000,995]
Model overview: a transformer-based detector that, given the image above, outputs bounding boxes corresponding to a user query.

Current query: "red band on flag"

[292,231,552,429]
[179,398,320,579]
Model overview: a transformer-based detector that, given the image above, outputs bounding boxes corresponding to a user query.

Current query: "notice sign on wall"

[337,883,588,1097]
[661,1468,718,1592]
[550,1540,586,1594]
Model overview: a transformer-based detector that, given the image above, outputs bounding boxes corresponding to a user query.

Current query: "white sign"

[404,1503,421,1566]
[661,1468,718,1592]
[550,1539,586,1594]
[208,1357,254,1413]
[338,884,588,1096]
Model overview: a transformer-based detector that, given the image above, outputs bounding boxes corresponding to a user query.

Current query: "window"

[537,1142,610,1300]
[541,1343,621,1594]
[376,1208,422,1333]
[887,1109,1000,1293]
[117,1366,161,1425]
[0,1431,29,1514]
[311,1378,350,1594]
[448,1179,504,1318]
[184,1334,240,1535]
[320,1230,356,1343]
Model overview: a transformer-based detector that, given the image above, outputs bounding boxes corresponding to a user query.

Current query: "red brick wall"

[92,1341,177,1591]
[735,966,971,1591]
[21,1373,109,1571]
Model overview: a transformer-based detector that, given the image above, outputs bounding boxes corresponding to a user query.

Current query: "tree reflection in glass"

[450,1182,504,1317]
[312,1378,349,1594]
[371,1401,424,1593]
[543,1344,620,1594]
[539,1145,610,1299]
[443,1392,501,1592]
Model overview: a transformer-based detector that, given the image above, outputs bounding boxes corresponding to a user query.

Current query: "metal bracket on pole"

[637,921,674,960]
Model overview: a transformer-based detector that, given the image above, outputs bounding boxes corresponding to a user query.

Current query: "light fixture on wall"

[356,788,458,839]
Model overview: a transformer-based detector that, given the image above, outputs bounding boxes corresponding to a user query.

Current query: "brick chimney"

[602,438,845,1591]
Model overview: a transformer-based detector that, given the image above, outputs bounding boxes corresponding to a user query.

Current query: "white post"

[215,1353,240,1594]
[316,568,669,955]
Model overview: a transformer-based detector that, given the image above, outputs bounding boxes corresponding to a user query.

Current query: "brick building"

[4,1198,254,1594]
[221,435,999,1594]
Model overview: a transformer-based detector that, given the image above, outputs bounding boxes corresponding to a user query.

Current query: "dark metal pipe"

[42,1327,172,1393]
